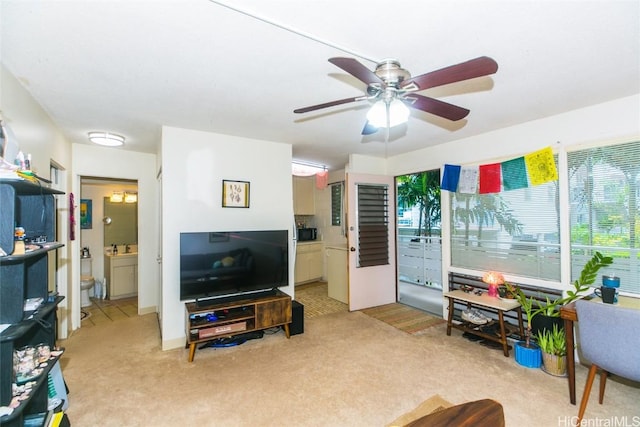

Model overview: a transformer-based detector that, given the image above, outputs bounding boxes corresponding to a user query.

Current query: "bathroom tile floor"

[80,297,138,327]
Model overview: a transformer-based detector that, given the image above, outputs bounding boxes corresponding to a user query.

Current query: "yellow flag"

[525,146,557,186]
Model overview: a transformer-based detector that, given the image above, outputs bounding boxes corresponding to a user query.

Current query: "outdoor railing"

[399,233,639,295]
[397,235,442,289]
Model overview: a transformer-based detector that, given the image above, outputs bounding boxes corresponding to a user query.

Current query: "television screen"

[179,230,288,302]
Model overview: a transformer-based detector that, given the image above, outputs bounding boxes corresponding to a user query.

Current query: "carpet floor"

[61,309,639,426]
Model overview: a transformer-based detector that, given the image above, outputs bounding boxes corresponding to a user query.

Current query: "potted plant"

[531,251,613,335]
[506,251,613,369]
[537,323,567,376]
[506,282,542,368]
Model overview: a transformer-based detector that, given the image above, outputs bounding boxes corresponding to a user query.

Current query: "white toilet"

[80,256,95,307]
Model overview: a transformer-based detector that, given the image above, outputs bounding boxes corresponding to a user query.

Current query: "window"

[357,184,389,267]
[449,156,560,281]
[568,140,640,295]
[331,182,342,226]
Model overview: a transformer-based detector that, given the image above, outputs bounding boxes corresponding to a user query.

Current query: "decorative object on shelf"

[482,271,504,297]
[222,179,250,208]
[80,199,92,229]
[600,275,620,303]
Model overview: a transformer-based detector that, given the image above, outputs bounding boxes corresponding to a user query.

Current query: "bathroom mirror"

[104,197,138,246]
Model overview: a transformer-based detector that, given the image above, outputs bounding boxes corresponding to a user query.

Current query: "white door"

[346,172,397,310]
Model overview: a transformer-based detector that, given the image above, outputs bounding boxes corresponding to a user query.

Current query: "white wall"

[387,95,640,176]
[160,126,294,350]
[1,65,73,337]
[71,144,159,329]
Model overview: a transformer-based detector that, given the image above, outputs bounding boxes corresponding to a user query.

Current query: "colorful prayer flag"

[525,146,558,186]
[501,157,528,190]
[458,166,478,194]
[479,163,501,194]
[441,164,461,192]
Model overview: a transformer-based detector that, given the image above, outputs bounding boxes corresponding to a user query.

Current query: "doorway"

[79,177,139,323]
[395,169,443,315]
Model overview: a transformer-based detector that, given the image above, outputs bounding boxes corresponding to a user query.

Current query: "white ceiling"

[2,1,639,170]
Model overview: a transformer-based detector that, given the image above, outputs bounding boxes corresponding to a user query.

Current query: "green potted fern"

[537,323,567,376]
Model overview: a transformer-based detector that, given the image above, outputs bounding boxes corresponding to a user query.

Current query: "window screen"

[568,140,640,295]
[357,184,389,267]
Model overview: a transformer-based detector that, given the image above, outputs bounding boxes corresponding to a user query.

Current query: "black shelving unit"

[0,178,66,426]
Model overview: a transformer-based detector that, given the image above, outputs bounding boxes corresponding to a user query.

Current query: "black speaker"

[290,300,304,335]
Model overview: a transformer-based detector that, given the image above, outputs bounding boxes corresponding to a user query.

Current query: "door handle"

[350,247,356,252]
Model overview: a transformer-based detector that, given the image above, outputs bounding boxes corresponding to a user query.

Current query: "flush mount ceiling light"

[88,131,125,147]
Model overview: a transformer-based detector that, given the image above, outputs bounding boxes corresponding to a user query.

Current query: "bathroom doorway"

[80,177,138,322]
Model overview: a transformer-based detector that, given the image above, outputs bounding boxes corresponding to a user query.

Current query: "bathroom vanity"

[104,252,138,299]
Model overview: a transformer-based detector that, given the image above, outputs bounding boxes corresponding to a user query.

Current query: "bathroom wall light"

[124,192,138,203]
[88,131,125,147]
[110,191,124,203]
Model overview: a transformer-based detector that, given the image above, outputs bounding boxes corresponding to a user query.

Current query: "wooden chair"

[405,399,504,427]
[575,300,640,423]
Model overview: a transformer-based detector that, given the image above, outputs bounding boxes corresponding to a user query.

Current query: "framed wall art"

[80,199,92,229]
[222,180,250,208]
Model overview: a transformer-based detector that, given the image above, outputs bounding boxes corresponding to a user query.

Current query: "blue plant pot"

[514,341,542,368]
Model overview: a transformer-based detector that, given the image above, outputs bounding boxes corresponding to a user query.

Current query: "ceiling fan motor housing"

[374,59,411,87]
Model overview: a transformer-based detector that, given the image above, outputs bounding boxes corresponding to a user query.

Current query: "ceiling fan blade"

[294,96,364,114]
[329,57,384,85]
[402,56,498,91]
[405,94,470,121]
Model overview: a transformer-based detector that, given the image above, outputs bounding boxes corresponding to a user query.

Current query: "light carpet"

[60,310,639,426]
[361,303,446,335]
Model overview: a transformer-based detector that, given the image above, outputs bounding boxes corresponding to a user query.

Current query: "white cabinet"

[293,176,315,215]
[105,254,138,299]
[294,242,323,284]
[327,246,348,304]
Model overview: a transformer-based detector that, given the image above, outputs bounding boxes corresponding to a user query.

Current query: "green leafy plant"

[532,251,614,318]
[506,282,537,347]
[536,323,566,356]
[564,251,614,304]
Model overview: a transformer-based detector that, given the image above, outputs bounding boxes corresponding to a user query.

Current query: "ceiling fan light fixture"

[88,131,125,147]
[366,99,410,128]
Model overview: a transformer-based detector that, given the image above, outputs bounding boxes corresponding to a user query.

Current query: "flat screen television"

[179,230,289,303]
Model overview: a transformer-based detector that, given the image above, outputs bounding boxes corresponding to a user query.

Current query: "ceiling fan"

[294,56,498,134]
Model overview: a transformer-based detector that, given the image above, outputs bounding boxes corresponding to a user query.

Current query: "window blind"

[331,183,342,226]
[449,156,560,281]
[568,140,640,295]
[357,184,389,267]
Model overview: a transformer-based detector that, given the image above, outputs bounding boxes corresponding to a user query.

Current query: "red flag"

[479,163,501,194]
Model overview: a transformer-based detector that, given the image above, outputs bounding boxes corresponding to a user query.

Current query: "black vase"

[532,314,564,337]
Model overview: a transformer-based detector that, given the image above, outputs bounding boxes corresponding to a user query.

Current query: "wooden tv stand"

[184,289,292,362]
